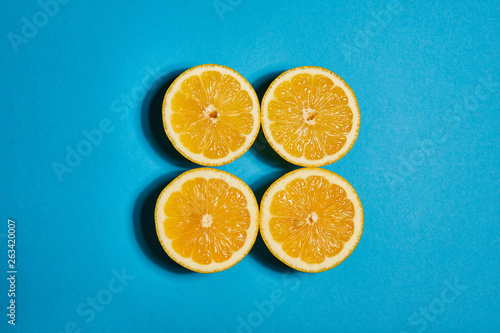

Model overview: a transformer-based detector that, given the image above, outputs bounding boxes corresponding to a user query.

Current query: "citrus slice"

[163,64,260,166]
[261,66,360,167]
[155,168,259,273]
[260,168,363,272]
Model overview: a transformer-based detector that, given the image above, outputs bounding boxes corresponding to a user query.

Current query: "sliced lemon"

[155,168,259,273]
[163,64,260,166]
[261,66,360,167]
[260,168,363,272]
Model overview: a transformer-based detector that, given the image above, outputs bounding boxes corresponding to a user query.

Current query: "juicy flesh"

[269,176,355,264]
[163,177,251,265]
[170,71,254,159]
[269,73,353,160]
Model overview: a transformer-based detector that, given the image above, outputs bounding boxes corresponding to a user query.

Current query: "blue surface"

[1,0,499,332]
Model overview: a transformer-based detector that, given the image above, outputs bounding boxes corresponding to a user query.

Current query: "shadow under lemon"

[246,171,294,273]
[133,172,193,274]
[249,70,295,169]
[141,68,196,169]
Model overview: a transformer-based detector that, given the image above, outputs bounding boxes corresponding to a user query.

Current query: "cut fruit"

[163,64,260,166]
[260,168,363,272]
[155,168,259,273]
[261,66,360,167]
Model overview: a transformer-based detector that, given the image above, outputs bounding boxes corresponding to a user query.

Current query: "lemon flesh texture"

[155,168,259,273]
[164,65,260,166]
[262,67,360,167]
[260,168,363,272]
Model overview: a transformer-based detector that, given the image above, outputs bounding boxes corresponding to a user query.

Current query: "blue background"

[1,0,499,332]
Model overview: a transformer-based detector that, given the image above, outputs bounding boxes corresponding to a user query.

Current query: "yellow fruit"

[155,168,259,273]
[261,66,360,167]
[163,64,260,166]
[260,168,363,272]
